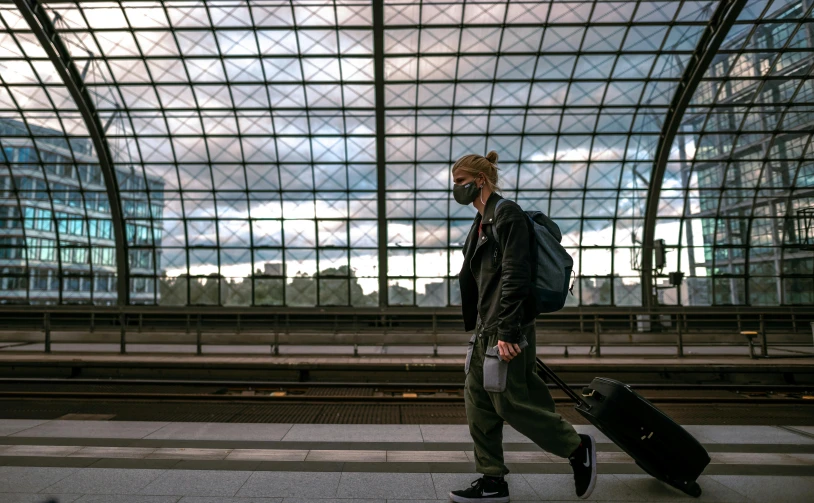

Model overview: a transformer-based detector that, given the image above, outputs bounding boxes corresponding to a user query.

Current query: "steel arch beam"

[14,0,129,305]
[641,0,748,308]
[373,0,388,307]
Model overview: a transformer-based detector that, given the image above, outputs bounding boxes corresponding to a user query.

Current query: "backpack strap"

[488,198,510,243]
[489,198,536,264]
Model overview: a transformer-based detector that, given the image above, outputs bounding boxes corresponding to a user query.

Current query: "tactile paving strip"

[317,404,401,424]
[1,399,813,425]
[0,382,227,394]
[304,387,376,397]
[400,404,468,424]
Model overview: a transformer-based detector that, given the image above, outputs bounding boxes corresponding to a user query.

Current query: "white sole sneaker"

[449,492,510,503]
[580,434,598,499]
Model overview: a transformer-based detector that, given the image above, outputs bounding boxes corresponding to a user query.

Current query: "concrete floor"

[1,420,813,502]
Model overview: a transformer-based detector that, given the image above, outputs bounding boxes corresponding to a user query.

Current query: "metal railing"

[1,306,812,358]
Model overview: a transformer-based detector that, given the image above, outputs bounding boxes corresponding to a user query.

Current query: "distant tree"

[254,275,284,305]
[158,266,380,307]
[158,275,187,306]
[285,272,315,306]
[190,273,220,305]
[222,276,251,306]
[388,282,414,305]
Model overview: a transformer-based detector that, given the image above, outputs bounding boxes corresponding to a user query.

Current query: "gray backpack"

[492,198,574,313]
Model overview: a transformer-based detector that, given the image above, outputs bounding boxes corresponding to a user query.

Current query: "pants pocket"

[464,334,476,375]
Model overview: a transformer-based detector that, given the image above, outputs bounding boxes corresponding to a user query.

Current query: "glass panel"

[29,0,377,306]
[384,0,719,306]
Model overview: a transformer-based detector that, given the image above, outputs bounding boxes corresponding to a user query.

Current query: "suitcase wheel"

[636,462,702,498]
[684,481,702,498]
[671,479,702,498]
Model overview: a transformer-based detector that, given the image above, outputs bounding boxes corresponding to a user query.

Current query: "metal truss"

[641,0,748,308]
[373,0,387,306]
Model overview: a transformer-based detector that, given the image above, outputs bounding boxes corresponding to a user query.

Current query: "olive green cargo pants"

[464,323,581,476]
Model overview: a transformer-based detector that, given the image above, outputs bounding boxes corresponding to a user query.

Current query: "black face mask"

[453,180,482,206]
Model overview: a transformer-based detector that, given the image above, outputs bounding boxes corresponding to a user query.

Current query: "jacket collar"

[479,191,502,227]
[464,192,503,258]
[464,192,502,258]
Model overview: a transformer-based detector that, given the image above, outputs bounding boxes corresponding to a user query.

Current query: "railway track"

[1,378,812,404]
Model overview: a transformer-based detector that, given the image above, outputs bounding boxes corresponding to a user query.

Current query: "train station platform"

[1,420,812,502]
[2,335,812,501]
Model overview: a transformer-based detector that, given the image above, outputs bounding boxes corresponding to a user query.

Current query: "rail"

[0,306,812,358]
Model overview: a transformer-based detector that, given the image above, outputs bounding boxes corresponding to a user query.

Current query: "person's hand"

[497,340,522,361]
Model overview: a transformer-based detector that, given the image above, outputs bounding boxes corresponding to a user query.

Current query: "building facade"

[0,118,162,305]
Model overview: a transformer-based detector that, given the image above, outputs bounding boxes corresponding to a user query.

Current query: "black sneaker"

[569,434,597,499]
[449,476,510,503]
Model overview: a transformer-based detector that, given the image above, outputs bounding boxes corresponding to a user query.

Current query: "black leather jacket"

[459,192,536,343]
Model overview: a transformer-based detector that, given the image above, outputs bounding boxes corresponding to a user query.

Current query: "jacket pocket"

[464,334,477,375]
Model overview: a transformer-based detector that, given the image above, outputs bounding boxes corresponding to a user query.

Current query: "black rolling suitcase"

[536,358,709,498]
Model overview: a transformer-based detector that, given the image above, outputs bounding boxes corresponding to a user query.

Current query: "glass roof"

[0,0,811,308]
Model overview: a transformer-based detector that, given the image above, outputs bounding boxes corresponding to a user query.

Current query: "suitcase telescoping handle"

[535,357,588,409]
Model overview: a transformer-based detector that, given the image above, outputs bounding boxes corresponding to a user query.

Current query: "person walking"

[449,151,597,502]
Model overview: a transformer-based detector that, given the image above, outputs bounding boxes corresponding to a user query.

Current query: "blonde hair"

[452,150,501,193]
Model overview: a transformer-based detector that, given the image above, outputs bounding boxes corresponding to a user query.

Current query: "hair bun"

[485,150,498,164]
